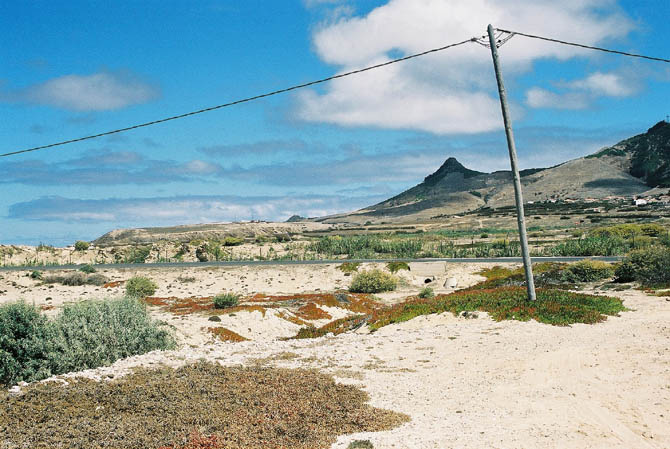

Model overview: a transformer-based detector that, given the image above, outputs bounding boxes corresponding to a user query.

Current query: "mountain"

[587,120,670,187]
[316,121,670,223]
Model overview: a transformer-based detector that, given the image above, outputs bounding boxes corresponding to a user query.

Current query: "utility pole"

[487,24,536,301]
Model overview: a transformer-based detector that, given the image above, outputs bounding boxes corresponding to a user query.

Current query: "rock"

[459,311,478,319]
[444,277,458,288]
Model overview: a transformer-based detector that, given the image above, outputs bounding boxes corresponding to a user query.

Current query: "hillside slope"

[316,122,669,224]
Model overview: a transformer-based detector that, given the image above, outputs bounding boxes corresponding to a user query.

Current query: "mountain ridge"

[317,121,670,224]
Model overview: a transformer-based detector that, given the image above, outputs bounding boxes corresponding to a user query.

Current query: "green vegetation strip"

[0,362,408,449]
[367,287,627,329]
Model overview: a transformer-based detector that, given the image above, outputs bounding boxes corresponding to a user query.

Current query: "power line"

[496,28,670,63]
[1,37,476,158]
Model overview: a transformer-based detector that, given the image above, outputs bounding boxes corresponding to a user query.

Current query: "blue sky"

[1,0,668,245]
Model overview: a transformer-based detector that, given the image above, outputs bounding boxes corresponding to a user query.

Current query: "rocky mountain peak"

[423,157,484,186]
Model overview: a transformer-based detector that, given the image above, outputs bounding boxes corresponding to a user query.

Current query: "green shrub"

[127,246,151,264]
[223,237,244,246]
[386,261,410,273]
[44,272,108,286]
[563,260,615,283]
[350,270,397,293]
[30,270,42,280]
[79,264,96,274]
[480,233,489,239]
[48,297,174,374]
[0,298,175,386]
[615,246,670,286]
[418,287,434,299]
[125,276,158,298]
[213,292,240,309]
[74,241,89,251]
[0,302,54,385]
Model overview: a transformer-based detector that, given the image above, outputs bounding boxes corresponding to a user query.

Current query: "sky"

[1,0,669,246]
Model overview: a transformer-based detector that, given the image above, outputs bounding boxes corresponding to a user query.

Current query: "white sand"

[1,262,668,448]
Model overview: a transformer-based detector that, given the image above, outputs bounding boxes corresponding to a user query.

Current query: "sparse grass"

[0,298,175,386]
[125,276,158,298]
[350,270,397,293]
[213,292,240,309]
[0,362,408,448]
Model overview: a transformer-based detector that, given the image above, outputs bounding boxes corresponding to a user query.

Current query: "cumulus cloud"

[526,71,637,110]
[297,0,633,134]
[568,71,636,97]
[2,71,158,111]
[8,194,385,224]
[525,88,590,110]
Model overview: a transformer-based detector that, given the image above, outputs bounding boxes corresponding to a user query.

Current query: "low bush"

[73,241,89,251]
[30,270,42,280]
[350,269,397,293]
[386,261,410,273]
[44,272,108,286]
[223,237,244,246]
[562,260,615,283]
[418,287,434,299]
[79,264,96,274]
[0,298,175,386]
[213,292,240,309]
[125,276,158,298]
[0,302,54,386]
[615,246,670,286]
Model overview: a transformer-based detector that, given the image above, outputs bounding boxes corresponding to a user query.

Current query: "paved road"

[0,256,623,272]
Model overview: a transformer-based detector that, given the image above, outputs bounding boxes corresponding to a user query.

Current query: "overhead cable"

[496,28,670,64]
[0,37,476,158]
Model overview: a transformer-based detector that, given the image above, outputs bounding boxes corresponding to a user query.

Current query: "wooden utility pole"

[487,24,536,301]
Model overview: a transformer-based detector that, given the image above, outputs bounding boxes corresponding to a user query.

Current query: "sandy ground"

[1,262,669,448]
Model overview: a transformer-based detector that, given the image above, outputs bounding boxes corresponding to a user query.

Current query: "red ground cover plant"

[158,430,226,449]
[207,327,248,342]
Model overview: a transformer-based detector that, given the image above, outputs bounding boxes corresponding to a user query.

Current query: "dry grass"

[0,362,408,449]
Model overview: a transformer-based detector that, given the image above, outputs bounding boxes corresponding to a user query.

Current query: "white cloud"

[569,71,635,97]
[9,194,386,224]
[525,87,590,110]
[298,0,633,134]
[526,71,637,110]
[6,71,158,111]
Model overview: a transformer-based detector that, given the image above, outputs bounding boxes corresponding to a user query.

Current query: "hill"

[316,121,670,224]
